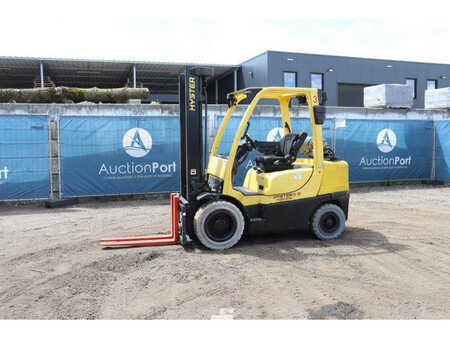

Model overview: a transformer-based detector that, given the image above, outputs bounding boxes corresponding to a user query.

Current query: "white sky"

[1,0,449,65]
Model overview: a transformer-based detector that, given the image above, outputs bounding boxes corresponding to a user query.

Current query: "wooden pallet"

[33,77,55,88]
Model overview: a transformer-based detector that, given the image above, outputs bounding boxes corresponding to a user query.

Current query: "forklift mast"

[100,66,212,249]
[179,66,212,203]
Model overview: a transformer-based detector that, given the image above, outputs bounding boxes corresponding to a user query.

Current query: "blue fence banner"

[216,115,332,185]
[60,116,180,197]
[0,115,49,200]
[435,120,450,182]
[335,119,433,182]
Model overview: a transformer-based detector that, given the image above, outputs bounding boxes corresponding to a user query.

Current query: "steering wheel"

[240,122,256,149]
[233,122,256,175]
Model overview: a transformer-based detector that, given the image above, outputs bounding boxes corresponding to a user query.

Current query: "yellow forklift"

[101,67,349,250]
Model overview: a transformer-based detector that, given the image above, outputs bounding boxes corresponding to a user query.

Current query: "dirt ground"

[1,185,449,319]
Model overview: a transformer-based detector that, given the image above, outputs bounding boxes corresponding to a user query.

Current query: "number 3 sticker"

[313,96,318,104]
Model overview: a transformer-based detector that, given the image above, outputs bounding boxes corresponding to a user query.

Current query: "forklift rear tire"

[194,200,245,250]
[311,203,346,240]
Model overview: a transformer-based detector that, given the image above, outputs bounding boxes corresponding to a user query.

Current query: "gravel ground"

[0,185,449,319]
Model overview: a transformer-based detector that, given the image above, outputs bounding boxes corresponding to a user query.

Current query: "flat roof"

[265,50,450,66]
[0,56,238,93]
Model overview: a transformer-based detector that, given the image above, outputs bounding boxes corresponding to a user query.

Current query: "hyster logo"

[267,127,284,142]
[377,128,396,153]
[189,77,196,111]
[122,128,152,158]
[0,166,8,181]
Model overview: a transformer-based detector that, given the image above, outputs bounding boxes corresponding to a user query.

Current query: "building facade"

[237,51,449,108]
[1,51,448,107]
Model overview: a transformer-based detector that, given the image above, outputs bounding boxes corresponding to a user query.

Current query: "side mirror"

[313,106,326,125]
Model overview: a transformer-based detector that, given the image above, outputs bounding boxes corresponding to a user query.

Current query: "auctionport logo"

[0,166,8,182]
[122,128,152,158]
[377,129,396,153]
[98,128,176,177]
[267,127,284,142]
[359,128,411,169]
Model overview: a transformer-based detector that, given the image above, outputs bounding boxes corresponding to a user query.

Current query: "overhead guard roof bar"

[227,87,327,106]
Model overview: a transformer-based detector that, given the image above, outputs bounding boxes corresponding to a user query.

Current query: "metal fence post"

[48,113,62,200]
[332,117,337,153]
[431,120,436,181]
[47,116,53,200]
[40,62,44,88]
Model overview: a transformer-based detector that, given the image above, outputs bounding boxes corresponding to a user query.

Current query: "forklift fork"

[99,193,180,248]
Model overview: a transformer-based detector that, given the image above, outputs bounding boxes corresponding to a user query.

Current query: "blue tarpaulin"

[0,115,50,200]
[60,116,180,197]
[49,115,450,199]
[435,120,450,182]
[335,119,433,182]
[1,112,448,201]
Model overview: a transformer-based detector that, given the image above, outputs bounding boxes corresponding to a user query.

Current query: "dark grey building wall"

[149,76,230,104]
[218,73,235,104]
[238,52,269,88]
[238,50,449,108]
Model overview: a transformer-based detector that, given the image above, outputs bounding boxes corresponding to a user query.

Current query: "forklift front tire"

[194,200,245,250]
[311,203,346,240]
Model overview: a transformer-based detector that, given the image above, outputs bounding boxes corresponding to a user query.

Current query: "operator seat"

[254,132,307,173]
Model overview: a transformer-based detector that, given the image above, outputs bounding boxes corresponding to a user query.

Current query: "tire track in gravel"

[0,244,160,319]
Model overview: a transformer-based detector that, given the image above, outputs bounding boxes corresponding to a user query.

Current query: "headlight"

[208,175,223,193]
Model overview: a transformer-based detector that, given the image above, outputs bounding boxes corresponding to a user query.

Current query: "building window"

[427,79,438,90]
[283,72,297,87]
[406,78,417,99]
[311,73,324,90]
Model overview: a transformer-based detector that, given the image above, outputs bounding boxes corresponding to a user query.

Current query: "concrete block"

[425,87,450,109]
[364,84,413,108]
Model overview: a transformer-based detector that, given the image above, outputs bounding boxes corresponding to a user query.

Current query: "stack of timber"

[0,87,149,103]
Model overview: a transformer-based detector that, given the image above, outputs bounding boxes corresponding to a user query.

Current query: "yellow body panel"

[207,156,228,179]
[243,166,313,195]
[242,169,259,191]
[318,160,350,195]
[206,86,349,208]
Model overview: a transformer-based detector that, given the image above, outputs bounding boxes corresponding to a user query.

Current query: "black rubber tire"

[311,203,346,240]
[194,200,245,250]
